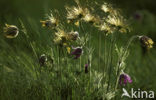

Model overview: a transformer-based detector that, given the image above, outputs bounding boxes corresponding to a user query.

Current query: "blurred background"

[0,0,156,38]
[0,0,156,97]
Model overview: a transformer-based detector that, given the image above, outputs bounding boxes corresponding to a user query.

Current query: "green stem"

[107,33,115,92]
[99,33,101,71]
[114,35,139,90]
[102,33,106,84]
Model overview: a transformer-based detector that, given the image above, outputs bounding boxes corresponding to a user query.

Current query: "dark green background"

[0,0,156,99]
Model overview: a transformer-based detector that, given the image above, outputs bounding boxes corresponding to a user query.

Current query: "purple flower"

[85,64,89,73]
[71,47,83,59]
[119,73,132,85]
[134,12,142,20]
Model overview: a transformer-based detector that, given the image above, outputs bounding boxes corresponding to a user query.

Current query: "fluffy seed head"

[83,12,97,24]
[66,6,84,21]
[107,15,124,27]
[54,29,67,45]
[101,3,112,13]
[40,13,58,29]
[98,22,115,34]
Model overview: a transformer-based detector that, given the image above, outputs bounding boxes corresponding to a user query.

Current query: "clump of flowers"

[37,1,154,99]
[40,13,59,29]
[82,8,100,25]
[66,1,100,26]
[106,14,129,33]
[107,15,124,28]
[95,2,131,34]
[53,28,80,54]
[139,35,154,49]
[71,47,83,59]
[83,12,96,24]
[3,24,19,38]
[119,72,132,85]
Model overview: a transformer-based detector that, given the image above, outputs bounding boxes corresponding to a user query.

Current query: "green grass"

[0,0,156,100]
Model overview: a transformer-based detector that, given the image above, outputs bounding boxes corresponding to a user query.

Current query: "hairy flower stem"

[30,42,39,79]
[80,21,85,34]
[102,33,107,100]
[115,35,139,90]
[79,56,81,71]
[99,33,101,71]
[20,20,40,79]
[107,33,116,92]
[103,33,107,85]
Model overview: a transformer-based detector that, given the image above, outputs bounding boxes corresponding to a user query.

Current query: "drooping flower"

[67,31,79,41]
[39,54,47,66]
[133,12,142,20]
[3,24,19,38]
[85,64,89,73]
[71,47,83,59]
[119,73,132,85]
[139,35,154,49]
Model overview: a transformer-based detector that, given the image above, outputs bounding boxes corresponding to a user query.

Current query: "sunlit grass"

[0,0,155,100]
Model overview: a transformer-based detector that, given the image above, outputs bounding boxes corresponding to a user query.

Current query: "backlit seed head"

[4,24,19,38]
[66,5,84,21]
[101,3,112,13]
[65,0,87,23]
[139,35,154,49]
[107,15,124,27]
[83,13,96,24]
[40,13,58,29]
[53,29,67,45]
[98,22,115,34]
[54,29,79,46]
[40,20,57,28]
